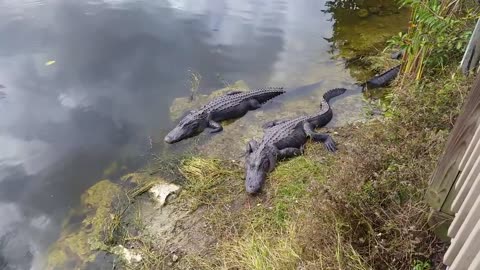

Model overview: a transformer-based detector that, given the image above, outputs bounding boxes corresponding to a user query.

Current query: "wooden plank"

[457,124,480,172]
[451,154,480,213]
[444,177,480,264]
[461,19,480,74]
[426,74,480,212]
[428,209,453,242]
[448,173,480,239]
[447,218,480,269]
[468,250,480,270]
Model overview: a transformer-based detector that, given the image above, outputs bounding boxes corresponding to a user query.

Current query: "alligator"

[361,64,401,91]
[244,88,346,194]
[164,87,285,143]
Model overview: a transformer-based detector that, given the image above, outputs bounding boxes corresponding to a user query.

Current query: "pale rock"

[149,182,181,206]
[112,245,142,264]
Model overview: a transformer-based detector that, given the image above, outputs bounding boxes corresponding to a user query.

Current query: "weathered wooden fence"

[426,73,480,269]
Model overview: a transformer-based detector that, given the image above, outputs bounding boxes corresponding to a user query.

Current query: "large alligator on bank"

[165,88,285,143]
[244,88,346,194]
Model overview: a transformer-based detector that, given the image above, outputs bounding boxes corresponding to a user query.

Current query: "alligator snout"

[245,169,266,194]
[164,127,184,144]
[246,184,261,195]
[164,135,175,144]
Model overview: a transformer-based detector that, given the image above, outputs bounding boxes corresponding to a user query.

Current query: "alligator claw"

[324,138,337,152]
[209,127,223,133]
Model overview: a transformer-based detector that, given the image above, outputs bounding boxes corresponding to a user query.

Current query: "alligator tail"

[322,88,347,103]
[363,65,401,91]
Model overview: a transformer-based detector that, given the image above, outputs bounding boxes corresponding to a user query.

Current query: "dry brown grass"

[297,71,472,269]
[170,68,472,270]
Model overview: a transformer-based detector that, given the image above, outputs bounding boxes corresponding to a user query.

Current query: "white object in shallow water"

[149,182,181,206]
[112,245,142,264]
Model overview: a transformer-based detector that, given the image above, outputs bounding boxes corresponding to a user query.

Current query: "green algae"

[326,0,410,82]
[169,80,249,121]
[328,0,409,57]
[46,180,122,270]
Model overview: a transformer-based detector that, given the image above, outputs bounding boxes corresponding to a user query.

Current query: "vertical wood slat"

[457,124,480,173]
[449,173,480,239]
[451,155,480,213]
[461,19,480,74]
[446,218,480,269]
[444,173,480,265]
[467,250,480,270]
[426,74,480,213]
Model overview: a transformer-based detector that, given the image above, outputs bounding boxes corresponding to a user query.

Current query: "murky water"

[0,0,408,269]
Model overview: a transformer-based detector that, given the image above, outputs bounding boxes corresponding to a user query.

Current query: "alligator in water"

[165,88,285,143]
[244,88,346,194]
[361,64,401,91]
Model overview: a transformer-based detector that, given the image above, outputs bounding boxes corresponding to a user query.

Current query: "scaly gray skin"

[165,88,285,143]
[361,65,401,91]
[244,88,347,194]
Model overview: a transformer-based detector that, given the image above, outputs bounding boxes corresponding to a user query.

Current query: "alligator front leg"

[208,120,223,133]
[246,139,259,154]
[248,99,262,110]
[278,147,302,159]
[303,123,337,152]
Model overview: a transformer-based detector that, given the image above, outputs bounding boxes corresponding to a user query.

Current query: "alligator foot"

[208,120,223,133]
[303,123,337,152]
[278,147,302,159]
[320,135,337,152]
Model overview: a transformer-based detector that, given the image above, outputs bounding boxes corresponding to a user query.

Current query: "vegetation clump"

[46,180,122,269]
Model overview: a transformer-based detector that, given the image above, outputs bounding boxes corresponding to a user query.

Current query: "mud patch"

[140,199,215,267]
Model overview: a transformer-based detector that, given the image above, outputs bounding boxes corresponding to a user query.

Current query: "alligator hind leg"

[303,123,337,152]
[247,99,262,110]
[208,120,223,133]
[262,119,289,129]
[278,147,302,159]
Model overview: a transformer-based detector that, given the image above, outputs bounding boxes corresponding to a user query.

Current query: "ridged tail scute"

[322,88,347,102]
[254,87,286,104]
[363,65,401,91]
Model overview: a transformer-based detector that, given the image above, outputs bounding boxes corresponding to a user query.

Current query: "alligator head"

[245,146,276,194]
[164,110,208,144]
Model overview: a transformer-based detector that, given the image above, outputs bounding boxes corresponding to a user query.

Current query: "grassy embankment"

[172,1,479,269]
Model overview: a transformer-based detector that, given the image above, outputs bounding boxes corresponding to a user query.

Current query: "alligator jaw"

[164,128,183,144]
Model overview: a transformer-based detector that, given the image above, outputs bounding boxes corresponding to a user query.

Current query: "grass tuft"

[180,157,242,210]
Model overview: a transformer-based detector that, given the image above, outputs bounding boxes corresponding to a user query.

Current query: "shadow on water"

[0,0,408,269]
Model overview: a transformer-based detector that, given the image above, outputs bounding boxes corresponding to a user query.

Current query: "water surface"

[0,0,408,268]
